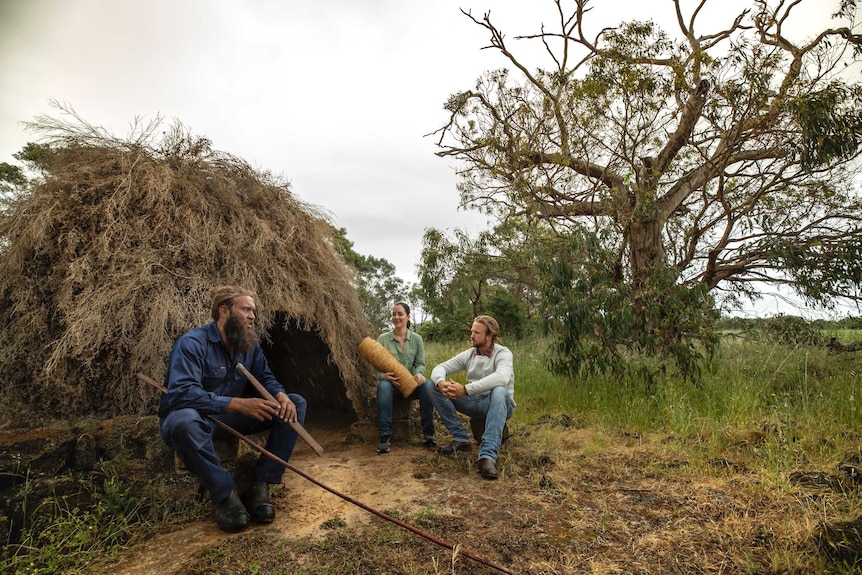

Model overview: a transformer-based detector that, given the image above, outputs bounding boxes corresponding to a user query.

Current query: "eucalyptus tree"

[417,219,543,340]
[432,0,862,375]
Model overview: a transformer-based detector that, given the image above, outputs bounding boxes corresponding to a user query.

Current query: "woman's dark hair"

[393,301,412,329]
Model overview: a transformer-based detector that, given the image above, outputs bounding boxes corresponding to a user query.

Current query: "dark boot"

[477,457,498,480]
[438,440,472,455]
[245,480,276,523]
[213,490,250,532]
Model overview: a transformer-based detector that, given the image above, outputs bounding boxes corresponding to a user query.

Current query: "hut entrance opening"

[261,313,355,425]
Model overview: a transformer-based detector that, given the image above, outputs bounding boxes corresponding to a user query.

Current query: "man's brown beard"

[224,312,259,353]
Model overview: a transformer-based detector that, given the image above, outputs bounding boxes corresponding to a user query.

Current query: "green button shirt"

[375,329,426,380]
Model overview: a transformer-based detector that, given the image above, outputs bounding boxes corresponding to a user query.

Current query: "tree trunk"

[628,217,665,288]
[628,217,668,337]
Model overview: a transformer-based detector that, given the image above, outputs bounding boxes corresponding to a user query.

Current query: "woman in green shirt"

[375,301,436,453]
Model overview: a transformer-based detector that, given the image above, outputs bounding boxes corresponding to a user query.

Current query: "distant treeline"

[717,314,862,348]
[717,315,862,332]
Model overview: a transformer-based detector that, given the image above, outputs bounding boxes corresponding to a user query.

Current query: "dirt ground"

[101,418,860,575]
[111,423,472,575]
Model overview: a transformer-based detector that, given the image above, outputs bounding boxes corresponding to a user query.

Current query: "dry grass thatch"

[0,106,375,425]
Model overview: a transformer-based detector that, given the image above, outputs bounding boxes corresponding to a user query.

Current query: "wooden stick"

[236,362,325,457]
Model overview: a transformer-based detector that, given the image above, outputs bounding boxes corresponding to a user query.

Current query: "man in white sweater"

[429,315,515,480]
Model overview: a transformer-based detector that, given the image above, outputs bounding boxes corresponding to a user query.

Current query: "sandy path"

[112,425,450,575]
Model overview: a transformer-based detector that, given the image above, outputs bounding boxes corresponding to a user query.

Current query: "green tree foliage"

[430,0,862,375]
[330,226,410,332]
[416,228,477,339]
[416,221,536,341]
[756,314,826,346]
[13,142,53,170]
[0,163,26,187]
[0,162,25,201]
[485,286,527,340]
[790,82,862,170]
[535,228,717,380]
[0,143,51,202]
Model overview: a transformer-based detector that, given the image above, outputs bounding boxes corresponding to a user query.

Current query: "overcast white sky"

[0,0,852,317]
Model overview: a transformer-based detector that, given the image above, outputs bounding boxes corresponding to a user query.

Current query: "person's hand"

[227,397,280,422]
[415,374,426,385]
[275,392,297,422]
[384,372,402,388]
[437,380,467,399]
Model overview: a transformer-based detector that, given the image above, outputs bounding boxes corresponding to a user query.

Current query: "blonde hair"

[473,315,500,342]
[209,285,256,321]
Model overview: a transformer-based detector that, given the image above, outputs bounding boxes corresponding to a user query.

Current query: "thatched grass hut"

[0,112,376,427]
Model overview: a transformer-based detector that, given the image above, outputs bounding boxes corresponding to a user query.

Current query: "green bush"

[757,314,826,346]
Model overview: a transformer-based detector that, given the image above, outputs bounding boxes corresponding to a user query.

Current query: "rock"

[0,426,76,489]
[97,416,167,463]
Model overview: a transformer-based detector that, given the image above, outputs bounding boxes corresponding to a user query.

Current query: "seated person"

[429,315,514,480]
[375,301,435,453]
[159,285,307,532]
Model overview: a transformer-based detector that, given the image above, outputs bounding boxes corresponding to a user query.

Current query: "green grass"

[0,471,207,575]
[425,334,861,468]
[2,477,146,574]
[824,328,862,343]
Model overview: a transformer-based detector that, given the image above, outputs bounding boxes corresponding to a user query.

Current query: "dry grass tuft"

[814,515,862,568]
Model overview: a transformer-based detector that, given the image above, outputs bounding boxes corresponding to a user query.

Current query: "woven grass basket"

[357,337,418,397]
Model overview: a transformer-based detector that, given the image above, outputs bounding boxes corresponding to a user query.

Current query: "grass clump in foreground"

[0,471,207,575]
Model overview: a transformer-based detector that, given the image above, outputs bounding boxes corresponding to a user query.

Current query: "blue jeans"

[430,384,514,461]
[376,379,435,439]
[160,393,307,504]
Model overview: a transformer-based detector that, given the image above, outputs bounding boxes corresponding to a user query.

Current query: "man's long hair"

[474,315,500,342]
[209,285,257,322]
